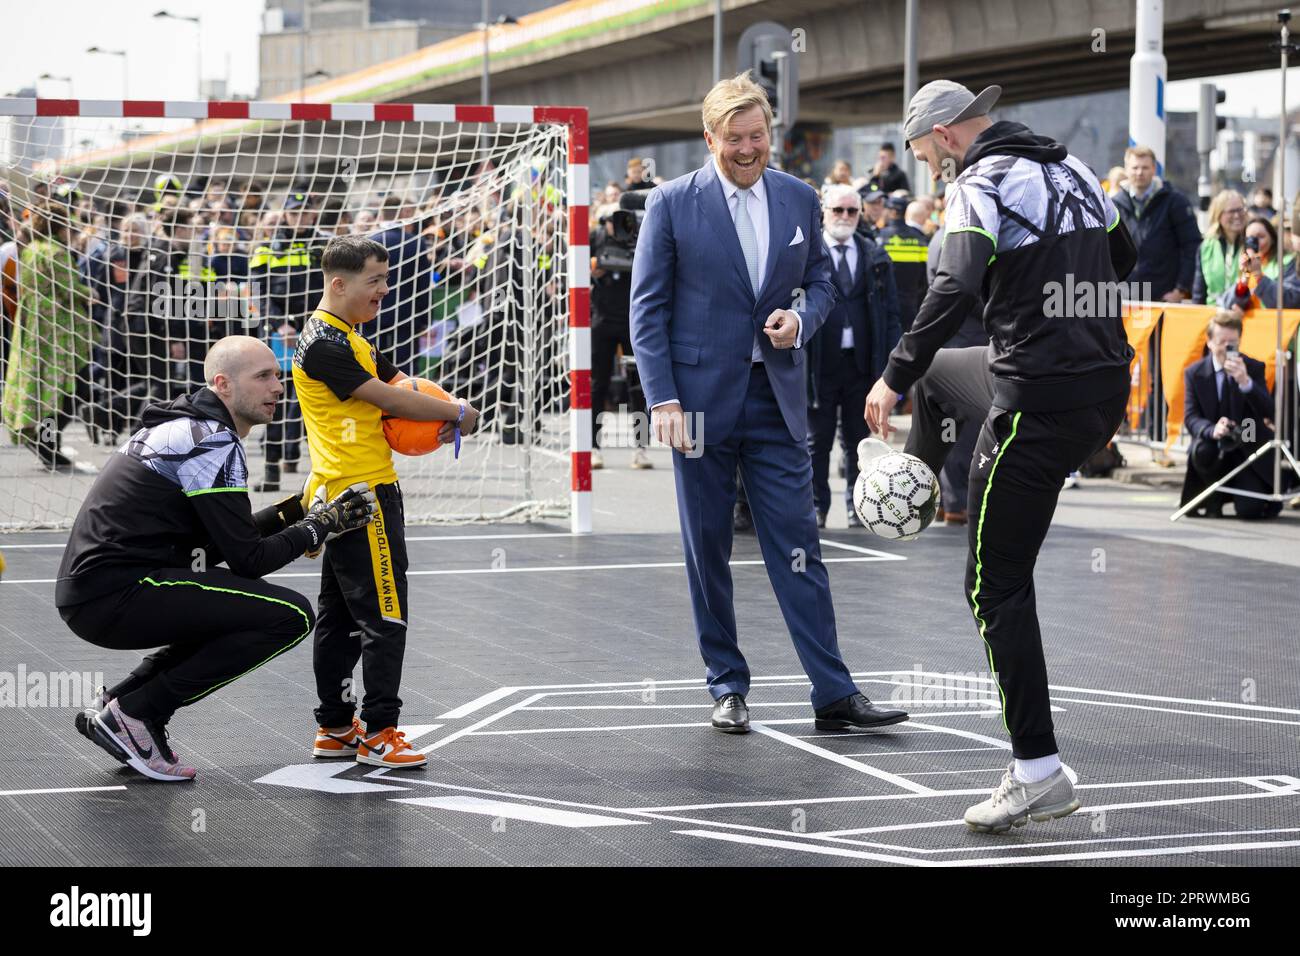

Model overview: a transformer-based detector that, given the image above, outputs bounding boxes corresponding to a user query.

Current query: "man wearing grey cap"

[863,80,1139,834]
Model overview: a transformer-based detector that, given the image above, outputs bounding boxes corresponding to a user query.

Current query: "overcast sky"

[5,0,266,101]
[4,2,1296,120]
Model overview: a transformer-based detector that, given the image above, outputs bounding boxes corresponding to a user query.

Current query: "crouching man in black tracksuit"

[865,81,1139,833]
[55,336,376,782]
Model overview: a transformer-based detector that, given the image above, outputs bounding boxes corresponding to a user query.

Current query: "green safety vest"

[1198,236,1241,299]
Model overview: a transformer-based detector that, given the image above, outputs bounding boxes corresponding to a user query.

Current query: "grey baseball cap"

[903,80,1001,150]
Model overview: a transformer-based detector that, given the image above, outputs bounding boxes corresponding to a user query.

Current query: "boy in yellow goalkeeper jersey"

[293,235,478,768]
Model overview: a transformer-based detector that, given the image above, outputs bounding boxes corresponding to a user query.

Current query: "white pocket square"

[788,226,804,246]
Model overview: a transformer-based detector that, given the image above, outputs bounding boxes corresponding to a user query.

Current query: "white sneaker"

[1062,472,1079,490]
[591,450,604,470]
[964,763,1080,833]
[631,448,653,469]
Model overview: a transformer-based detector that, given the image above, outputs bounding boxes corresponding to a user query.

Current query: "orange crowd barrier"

[1120,302,1300,446]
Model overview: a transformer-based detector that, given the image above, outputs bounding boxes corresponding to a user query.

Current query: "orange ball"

[382,377,455,456]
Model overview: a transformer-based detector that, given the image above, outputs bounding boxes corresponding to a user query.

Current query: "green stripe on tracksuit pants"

[904,347,1129,759]
[59,568,315,724]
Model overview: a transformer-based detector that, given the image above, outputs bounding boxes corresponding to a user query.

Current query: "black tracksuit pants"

[906,347,1127,758]
[312,481,410,732]
[58,568,315,724]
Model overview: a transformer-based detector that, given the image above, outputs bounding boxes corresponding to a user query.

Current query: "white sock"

[1014,754,1062,783]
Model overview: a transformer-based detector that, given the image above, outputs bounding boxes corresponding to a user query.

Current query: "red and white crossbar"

[0,98,594,534]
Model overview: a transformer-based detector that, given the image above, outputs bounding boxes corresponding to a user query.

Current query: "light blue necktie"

[733,187,761,295]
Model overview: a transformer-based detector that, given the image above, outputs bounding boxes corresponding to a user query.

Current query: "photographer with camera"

[590,192,651,469]
[1179,309,1282,519]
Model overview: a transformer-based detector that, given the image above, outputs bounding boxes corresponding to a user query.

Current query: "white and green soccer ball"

[853,441,940,541]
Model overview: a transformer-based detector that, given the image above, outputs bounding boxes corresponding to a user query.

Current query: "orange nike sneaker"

[356,726,427,769]
[313,716,363,758]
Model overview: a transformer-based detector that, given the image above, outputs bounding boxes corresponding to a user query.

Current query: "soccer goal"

[0,97,592,533]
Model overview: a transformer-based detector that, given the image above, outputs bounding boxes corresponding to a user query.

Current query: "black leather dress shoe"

[711,693,750,733]
[733,501,754,534]
[814,693,908,731]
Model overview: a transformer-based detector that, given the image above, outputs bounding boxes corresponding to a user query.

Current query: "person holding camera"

[1179,309,1281,519]
[590,199,651,469]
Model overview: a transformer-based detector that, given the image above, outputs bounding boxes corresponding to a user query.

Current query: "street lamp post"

[478,3,520,106]
[86,46,128,100]
[154,10,203,100]
[38,73,73,97]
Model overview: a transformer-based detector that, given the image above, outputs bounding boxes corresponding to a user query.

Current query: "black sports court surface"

[2,521,1296,867]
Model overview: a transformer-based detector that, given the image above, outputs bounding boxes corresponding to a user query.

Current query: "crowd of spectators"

[0,159,570,484]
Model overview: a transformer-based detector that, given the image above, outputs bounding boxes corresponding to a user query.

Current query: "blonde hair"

[1125,145,1157,164]
[1204,190,1246,245]
[1208,308,1243,336]
[702,72,773,136]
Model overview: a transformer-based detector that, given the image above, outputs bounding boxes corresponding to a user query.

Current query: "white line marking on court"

[839,826,1300,855]
[390,795,649,827]
[841,746,1004,758]
[399,724,443,741]
[0,785,128,797]
[814,787,1300,837]
[518,700,1003,711]
[0,555,901,586]
[470,720,712,735]
[417,693,545,753]
[677,829,1300,866]
[944,838,1300,866]
[896,768,1015,776]
[253,763,411,794]
[438,687,519,719]
[820,539,906,560]
[466,710,1050,737]
[874,674,1300,717]
[1049,696,1300,727]
[900,718,1014,751]
[1243,776,1300,792]
[675,829,932,866]
[405,532,579,542]
[750,723,936,795]
[628,776,1276,813]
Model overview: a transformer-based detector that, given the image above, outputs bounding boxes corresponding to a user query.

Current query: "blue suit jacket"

[630,160,837,442]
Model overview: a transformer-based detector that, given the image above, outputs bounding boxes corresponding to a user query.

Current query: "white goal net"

[0,98,591,532]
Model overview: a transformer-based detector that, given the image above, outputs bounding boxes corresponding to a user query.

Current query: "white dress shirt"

[823,230,857,350]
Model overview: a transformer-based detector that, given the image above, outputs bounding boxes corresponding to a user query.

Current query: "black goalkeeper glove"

[298,483,377,554]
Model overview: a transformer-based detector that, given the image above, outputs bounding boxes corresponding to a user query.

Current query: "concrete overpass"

[328,0,1288,151]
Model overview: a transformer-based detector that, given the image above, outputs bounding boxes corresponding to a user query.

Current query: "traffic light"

[737,21,799,133]
[1197,83,1226,154]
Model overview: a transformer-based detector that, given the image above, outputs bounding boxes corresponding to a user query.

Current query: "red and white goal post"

[0,97,592,532]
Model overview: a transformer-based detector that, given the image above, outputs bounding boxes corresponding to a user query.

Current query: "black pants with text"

[312,482,410,732]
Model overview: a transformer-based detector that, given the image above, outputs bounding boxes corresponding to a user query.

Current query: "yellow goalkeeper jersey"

[292,309,399,499]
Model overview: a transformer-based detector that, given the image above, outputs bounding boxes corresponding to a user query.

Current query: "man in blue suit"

[630,73,908,734]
